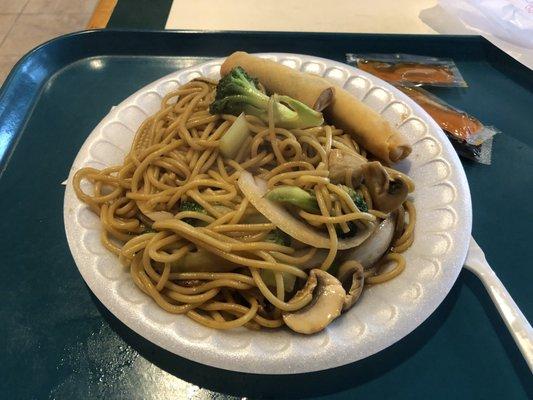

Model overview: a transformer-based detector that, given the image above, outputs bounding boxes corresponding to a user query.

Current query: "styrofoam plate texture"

[63,54,472,374]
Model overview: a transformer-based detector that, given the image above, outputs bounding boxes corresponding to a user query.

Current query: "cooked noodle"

[73,78,416,332]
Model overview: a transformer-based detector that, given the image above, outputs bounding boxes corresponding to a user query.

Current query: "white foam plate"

[63,54,472,374]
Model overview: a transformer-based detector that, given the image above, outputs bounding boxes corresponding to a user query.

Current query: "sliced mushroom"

[282,269,345,334]
[338,216,395,269]
[361,161,409,213]
[336,261,365,311]
[328,149,366,186]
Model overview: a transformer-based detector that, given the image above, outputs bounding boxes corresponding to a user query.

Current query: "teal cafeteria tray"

[0,30,531,399]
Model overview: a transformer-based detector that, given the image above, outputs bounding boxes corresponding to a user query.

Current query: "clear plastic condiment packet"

[346,53,467,88]
[397,86,497,165]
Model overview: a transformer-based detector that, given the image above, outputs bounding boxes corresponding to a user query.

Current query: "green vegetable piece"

[179,201,207,226]
[179,201,206,214]
[336,222,359,239]
[210,67,324,129]
[265,186,320,213]
[336,185,369,238]
[340,185,368,212]
[260,226,295,292]
[266,228,291,246]
[219,112,251,159]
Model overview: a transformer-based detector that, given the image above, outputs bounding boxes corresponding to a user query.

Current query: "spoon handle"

[464,237,533,372]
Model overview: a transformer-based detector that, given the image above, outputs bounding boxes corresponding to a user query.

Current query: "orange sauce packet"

[398,86,496,165]
[347,54,467,87]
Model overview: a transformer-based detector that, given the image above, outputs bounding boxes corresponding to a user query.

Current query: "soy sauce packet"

[397,86,497,165]
[346,53,467,88]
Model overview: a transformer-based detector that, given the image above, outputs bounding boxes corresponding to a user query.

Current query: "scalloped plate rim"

[63,53,472,374]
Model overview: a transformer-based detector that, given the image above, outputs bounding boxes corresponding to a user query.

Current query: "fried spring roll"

[326,89,412,163]
[221,51,334,111]
[220,51,411,164]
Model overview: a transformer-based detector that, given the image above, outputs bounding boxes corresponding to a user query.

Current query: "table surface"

[164,0,533,70]
[164,0,451,34]
[0,29,531,400]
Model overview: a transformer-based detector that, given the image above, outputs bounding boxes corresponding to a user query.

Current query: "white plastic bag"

[439,0,533,49]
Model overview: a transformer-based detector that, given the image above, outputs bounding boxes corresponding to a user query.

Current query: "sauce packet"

[397,86,497,165]
[347,53,467,87]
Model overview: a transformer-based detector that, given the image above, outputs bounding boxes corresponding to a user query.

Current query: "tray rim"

[0,30,531,391]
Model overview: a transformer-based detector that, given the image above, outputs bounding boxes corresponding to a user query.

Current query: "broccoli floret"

[210,67,324,129]
[179,201,206,214]
[266,228,291,246]
[355,196,369,213]
[336,222,359,239]
[340,185,368,212]
[336,185,369,238]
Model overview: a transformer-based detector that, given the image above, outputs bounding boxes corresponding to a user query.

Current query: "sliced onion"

[237,171,375,250]
[293,214,396,269]
[339,216,395,268]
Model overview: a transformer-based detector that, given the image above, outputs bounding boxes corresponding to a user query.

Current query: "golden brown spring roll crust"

[221,52,412,164]
[221,51,334,111]
[326,89,412,164]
